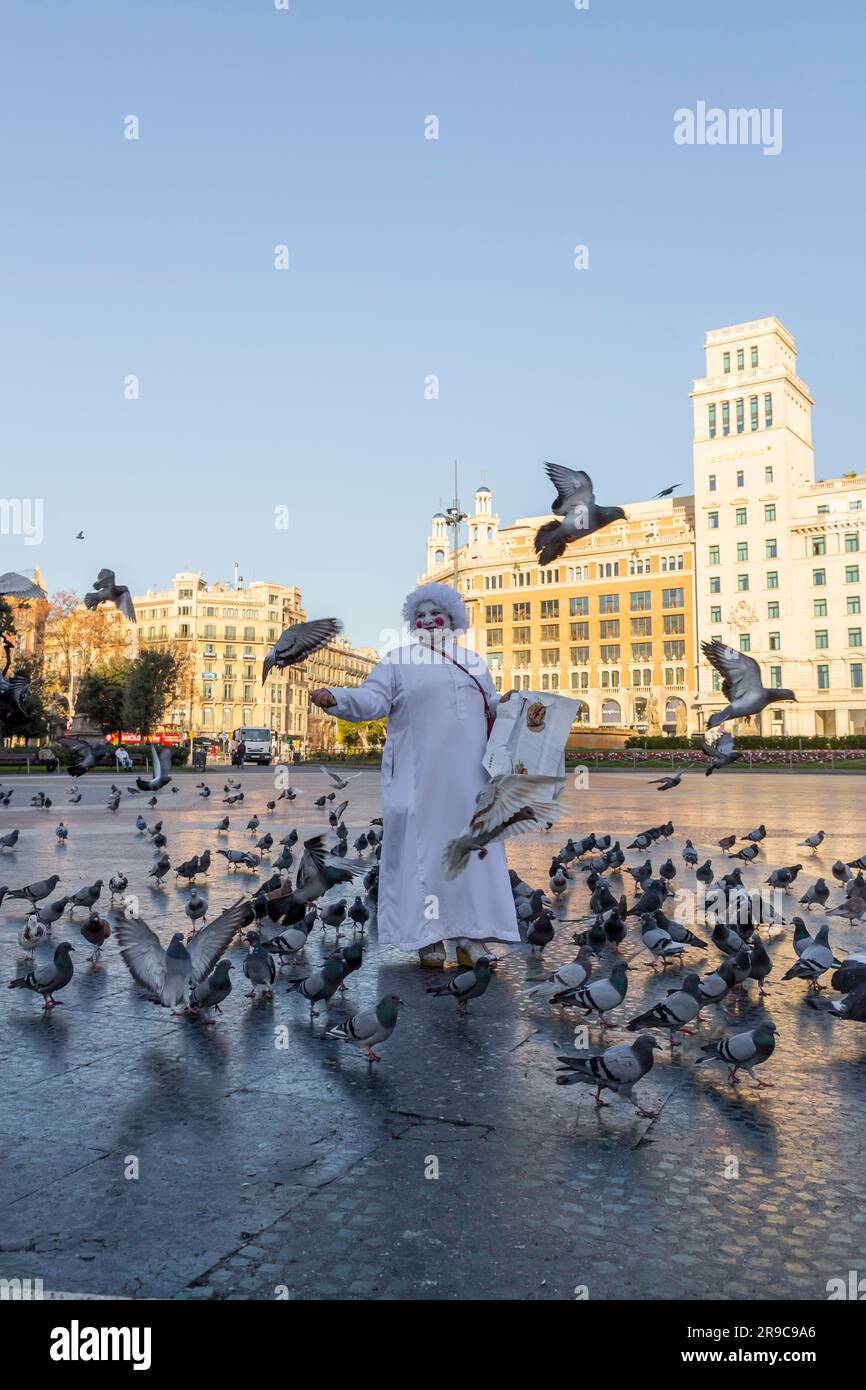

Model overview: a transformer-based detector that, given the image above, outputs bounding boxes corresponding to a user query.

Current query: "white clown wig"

[402,582,470,634]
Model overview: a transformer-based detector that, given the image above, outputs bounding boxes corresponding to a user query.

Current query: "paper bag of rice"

[483,691,577,788]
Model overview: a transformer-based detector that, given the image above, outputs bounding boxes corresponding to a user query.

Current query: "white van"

[231,727,273,766]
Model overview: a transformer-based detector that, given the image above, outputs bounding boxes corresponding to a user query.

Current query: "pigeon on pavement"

[426,956,494,1015]
[625,974,702,1049]
[115,900,247,1009]
[9,941,75,1010]
[696,1021,778,1086]
[554,1035,661,1117]
[326,993,403,1062]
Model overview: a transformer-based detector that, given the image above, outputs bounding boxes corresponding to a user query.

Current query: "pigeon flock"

[3,750,865,1122]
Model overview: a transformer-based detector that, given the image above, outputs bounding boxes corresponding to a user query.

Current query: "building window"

[846,565,861,584]
[485,605,503,624]
[736,507,747,526]
[737,574,750,591]
[630,590,652,611]
[664,640,686,659]
[600,644,621,662]
[708,473,717,491]
[709,577,721,593]
[663,613,685,634]
[708,545,720,565]
[736,469,745,487]
[736,348,744,371]
[739,634,751,653]
[486,629,503,647]
[708,511,719,529]
[817,664,830,690]
[853,664,864,690]
[662,588,684,608]
[540,599,559,618]
[568,596,588,617]
[631,642,653,661]
[710,605,722,623]
[751,397,759,431]
[708,405,716,438]
[815,630,829,649]
[765,539,777,559]
[767,572,779,589]
[848,596,862,615]
[813,568,827,586]
[599,619,620,639]
[812,537,826,556]
[570,622,589,641]
[601,698,622,725]
[845,533,860,552]
[764,393,773,427]
[814,598,828,617]
[768,601,780,619]
[631,616,652,636]
[769,631,780,651]
[513,602,531,621]
[849,628,863,647]
[736,401,744,434]
[751,345,759,367]
[765,465,773,483]
[770,666,782,688]
[737,542,749,562]
[599,594,619,614]
[723,352,731,373]
[722,402,730,435]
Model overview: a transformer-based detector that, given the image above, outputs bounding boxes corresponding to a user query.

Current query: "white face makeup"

[414,600,452,638]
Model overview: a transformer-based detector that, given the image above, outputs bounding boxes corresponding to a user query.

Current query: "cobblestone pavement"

[2,767,866,1300]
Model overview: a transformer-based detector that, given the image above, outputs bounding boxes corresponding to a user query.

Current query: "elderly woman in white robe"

[309,583,519,967]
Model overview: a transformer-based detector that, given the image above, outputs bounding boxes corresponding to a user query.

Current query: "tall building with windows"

[133,574,373,751]
[422,486,698,734]
[692,318,866,736]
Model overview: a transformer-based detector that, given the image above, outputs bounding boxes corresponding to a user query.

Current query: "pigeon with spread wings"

[0,572,47,600]
[84,569,137,622]
[533,463,625,567]
[701,640,796,730]
[115,899,247,1009]
[262,618,342,683]
[442,774,565,879]
[136,742,173,792]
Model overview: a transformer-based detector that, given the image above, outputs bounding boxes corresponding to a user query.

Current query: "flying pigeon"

[654,484,681,498]
[83,569,136,622]
[441,774,564,878]
[115,900,247,1009]
[696,1021,778,1086]
[8,940,75,1010]
[320,766,362,790]
[262,618,342,683]
[136,743,172,792]
[701,730,742,775]
[702,641,796,729]
[534,463,626,566]
[326,993,403,1062]
[648,771,684,791]
[0,571,47,599]
[554,1035,661,1117]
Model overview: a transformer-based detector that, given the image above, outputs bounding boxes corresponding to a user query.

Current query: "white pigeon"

[442,774,565,879]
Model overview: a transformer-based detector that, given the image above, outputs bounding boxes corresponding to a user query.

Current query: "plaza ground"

[1,768,865,1300]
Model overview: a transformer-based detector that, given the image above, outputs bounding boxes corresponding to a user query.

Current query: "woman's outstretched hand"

[310,687,337,709]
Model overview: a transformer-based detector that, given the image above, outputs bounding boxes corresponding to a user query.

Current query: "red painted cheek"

[435,616,444,626]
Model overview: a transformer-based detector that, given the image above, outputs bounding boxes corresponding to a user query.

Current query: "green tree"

[122,649,184,737]
[76,659,130,733]
[336,721,360,751]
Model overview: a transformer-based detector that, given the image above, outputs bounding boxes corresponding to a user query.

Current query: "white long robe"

[327,636,520,952]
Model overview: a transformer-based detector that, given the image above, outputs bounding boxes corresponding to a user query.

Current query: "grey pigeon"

[242,933,276,998]
[799,878,829,910]
[782,924,835,988]
[286,954,346,1017]
[0,571,47,600]
[701,730,742,775]
[326,993,403,1062]
[702,641,796,729]
[115,900,247,1009]
[69,879,103,915]
[188,961,234,1021]
[799,831,825,853]
[557,961,629,1026]
[806,984,866,1023]
[320,766,362,790]
[262,618,342,683]
[0,828,20,851]
[441,774,564,877]
[83,568,136,622]
[136,743,172,792]
[696,1021,778,1086]
[525,947,593,1005]
[9,940,74,1009]
[426,956,494,1015]
[625,974,702,1049]
[185,889,208,930]
[534,462,626,566]
[554,1035,661,1117]
[6,873,61,906]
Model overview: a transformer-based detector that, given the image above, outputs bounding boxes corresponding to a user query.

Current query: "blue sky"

[1,0,863,646]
